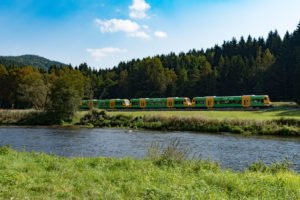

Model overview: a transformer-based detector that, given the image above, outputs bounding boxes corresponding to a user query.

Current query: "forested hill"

[0,55,66,70]
[0,23,300,110]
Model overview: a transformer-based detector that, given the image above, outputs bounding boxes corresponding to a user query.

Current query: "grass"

[79,110,300,136]
[1,103,300,136]
[0,146,299,199]
[0,109,40,125]
[108,109,300,121]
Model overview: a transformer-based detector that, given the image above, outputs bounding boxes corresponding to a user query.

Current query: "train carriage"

[214,96,243,108]
[130,97,191,109]
[81,99,130,109]
[192,95,271,108]
[81,95,271,110]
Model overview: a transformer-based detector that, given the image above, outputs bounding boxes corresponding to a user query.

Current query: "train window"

[174,100,183,104]
[132,101,139,106]
[99,102,109,106]
[115,101,123,106]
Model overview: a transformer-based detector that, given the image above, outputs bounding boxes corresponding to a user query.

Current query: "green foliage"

[14,66,48,109]
[47,67,86,121]
[80,110,134,127]
[2,23,300,113]
[248,159,293,173]
[0,147,299,199]
[79,110,300,136]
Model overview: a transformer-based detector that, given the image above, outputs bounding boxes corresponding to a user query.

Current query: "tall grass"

[0,109,70,125]
[0,109,39,124]
[0,146,299,199]
[80,110,300,136]
[1,109,300,136]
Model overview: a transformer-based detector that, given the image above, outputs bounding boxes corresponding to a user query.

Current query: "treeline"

[0,66,91,120]
[78,22,300,103]
[0,22,300,118]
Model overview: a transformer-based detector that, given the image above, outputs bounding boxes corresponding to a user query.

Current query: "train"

[80,95,272,110]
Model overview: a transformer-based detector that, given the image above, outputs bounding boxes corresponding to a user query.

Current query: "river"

[0,127,299,171]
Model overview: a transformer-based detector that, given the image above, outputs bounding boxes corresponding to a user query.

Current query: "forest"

[0,22,300,119]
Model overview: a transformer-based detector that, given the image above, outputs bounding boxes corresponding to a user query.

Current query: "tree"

[292,22,300,104]
[176,68,188,96]
[0,64,8,107]
[118,70,129,98]
[14,66,48,109]
[47,68,85,121]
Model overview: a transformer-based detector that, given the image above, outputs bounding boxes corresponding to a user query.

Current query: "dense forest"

[0,22,300,118]
[79,22,300,103]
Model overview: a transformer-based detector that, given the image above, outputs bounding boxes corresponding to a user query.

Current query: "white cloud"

[95,18,151,39]
[154,31,167,38]
[129,31,150,39]
[95,18,139,33]
[129,0,151,19]
[86,48,126,61]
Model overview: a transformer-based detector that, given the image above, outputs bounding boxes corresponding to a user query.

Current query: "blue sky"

[0,0,300,69]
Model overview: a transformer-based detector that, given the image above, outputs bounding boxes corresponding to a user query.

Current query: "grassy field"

[0,147,299,199]
[107,104,300,121]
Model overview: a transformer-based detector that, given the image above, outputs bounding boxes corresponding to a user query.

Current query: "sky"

[0,0,300,69]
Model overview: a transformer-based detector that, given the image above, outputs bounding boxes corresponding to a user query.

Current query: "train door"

[206,97,214,108]
[263,96,270,105]
[167,98,174,108]
[140,99,146,108]
[88,101,93,109]
[109,100,115,109]
[242,96,251,108]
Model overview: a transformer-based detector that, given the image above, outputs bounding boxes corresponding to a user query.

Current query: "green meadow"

[108,102,300,121]
[0,146,299,199]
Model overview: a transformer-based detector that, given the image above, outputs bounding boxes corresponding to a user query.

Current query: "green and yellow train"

[81,95,271,110]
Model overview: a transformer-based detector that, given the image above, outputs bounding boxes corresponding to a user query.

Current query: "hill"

[0,55,67,70]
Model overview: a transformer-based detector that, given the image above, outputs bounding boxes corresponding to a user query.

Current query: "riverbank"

[1,106,300,136]
[0,146,299,199]
[80,110,300,136]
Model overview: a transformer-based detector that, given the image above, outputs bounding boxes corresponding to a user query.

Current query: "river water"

[0,127,299,171]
